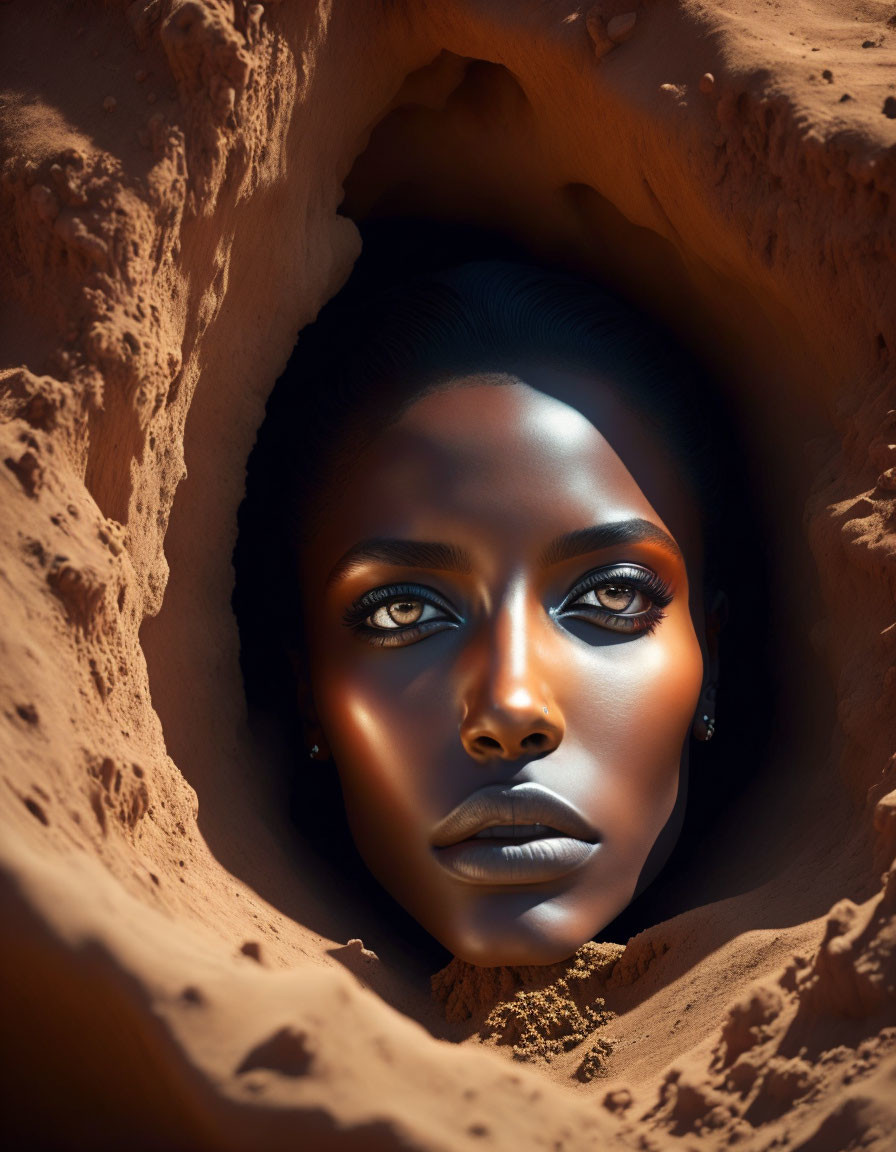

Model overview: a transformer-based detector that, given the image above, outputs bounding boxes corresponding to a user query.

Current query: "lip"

[431,782,600,886]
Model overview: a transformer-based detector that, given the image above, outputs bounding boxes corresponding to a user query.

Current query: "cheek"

[308,648,454,850]
[564,618,703,830]
[570,614,702,720]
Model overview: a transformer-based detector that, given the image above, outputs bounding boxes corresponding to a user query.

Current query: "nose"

[459,587,565,762]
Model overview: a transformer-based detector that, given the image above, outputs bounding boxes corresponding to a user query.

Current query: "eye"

[558,565,672,635]
[574,583,650,615]
[368,598,442,629]
[343,584,461,646]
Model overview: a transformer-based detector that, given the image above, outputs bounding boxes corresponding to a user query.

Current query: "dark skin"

[298,367,717,966]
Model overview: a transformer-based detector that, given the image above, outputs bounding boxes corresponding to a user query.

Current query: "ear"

[289,649,332,762]
[693,590,726,743]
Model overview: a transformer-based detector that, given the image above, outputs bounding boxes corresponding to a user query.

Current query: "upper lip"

[430,782,600,848]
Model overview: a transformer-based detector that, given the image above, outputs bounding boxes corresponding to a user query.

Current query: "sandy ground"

[1,1,895,1148]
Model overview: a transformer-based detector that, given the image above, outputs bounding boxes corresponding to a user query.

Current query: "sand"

[1,0,894,1147]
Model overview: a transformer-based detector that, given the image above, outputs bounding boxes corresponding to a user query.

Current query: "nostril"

[474,735,503,753]
[521,732,549,751]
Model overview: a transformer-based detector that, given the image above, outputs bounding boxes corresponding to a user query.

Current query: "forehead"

[308,371,701,572]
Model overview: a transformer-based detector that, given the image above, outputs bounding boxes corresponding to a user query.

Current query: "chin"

[434,893,620,968]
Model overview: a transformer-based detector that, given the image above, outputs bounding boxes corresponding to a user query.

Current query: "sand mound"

[1,0,894,1148]
[433,943,622,1078]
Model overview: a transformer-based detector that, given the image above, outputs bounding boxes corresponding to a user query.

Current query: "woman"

[235,258,729,967]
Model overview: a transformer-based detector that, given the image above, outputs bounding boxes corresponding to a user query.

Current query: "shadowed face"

[299,369,706,965]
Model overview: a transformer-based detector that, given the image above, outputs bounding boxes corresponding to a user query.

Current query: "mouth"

[430,783,600,885]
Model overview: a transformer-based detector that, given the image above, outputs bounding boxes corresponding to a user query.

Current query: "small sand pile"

[433,942,623,1079]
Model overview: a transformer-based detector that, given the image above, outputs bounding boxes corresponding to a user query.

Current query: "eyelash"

[342,583,461,648]
[556,565,673,636]
[344,566,673,646]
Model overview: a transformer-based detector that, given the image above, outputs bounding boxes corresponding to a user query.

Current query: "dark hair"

[235,258,721,718]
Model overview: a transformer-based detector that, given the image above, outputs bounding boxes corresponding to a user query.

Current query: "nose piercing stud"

[543,706,549,715]
[309,743,320,759]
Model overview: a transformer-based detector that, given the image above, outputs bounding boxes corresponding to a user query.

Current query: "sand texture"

[1,0,895,1148]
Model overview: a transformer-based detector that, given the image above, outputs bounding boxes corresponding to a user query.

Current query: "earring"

[694,714,716,742]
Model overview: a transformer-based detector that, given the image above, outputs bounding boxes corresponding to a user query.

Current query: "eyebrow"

[327,519,682,587]
[540,518,683,566]
[326,538,473,587]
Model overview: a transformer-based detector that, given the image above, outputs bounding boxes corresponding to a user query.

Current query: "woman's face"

[299,369,706,965]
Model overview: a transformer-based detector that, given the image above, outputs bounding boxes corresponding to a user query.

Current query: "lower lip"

[433,837,599,885]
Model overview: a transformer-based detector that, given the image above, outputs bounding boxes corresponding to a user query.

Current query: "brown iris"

[595,585,636,612]
[386,600,423,626]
